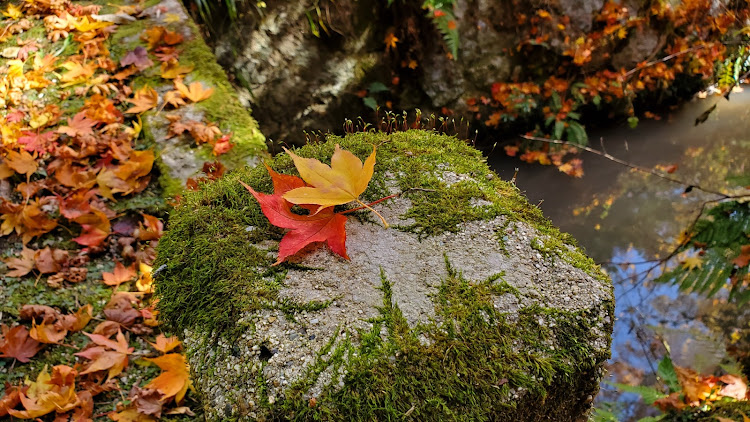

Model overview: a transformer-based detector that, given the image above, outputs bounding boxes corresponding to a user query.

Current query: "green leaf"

[608,382,667,405]
[593,95,601,106]
[553,120,565,140]
[362,96,378,110]
[566,121,588,145]
[368,82,389,93]
[628,116,639,129]
[657,355,680,393]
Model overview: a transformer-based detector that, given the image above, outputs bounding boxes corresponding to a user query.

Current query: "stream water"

[487,90,750,421]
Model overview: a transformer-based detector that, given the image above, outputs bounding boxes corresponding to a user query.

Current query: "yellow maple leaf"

[59,60,97,87]
[384,32,399,51]
[681,256,703,271]
[2,3,22,19]
[125,86,159,114]
[282,145,386,225]
[174,79,213,103]
[160,59,193,79]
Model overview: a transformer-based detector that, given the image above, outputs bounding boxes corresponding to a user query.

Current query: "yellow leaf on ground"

[282,144,376,212]
[160,59,192,79]
[59,60,97,87]
[174,79,213,103]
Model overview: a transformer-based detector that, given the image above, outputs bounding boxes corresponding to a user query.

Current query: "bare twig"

[521,134,736,198]
[623,46,706,79]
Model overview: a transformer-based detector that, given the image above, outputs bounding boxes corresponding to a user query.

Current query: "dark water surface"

[487,89,750,421]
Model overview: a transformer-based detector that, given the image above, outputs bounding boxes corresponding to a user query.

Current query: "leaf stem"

[354,199,389,228]
[342,194,399,215]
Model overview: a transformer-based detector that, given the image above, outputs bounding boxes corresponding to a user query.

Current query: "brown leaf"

[35,246,69,274]
[5,246,36,277]
[130,387,163,418]
[19,304,60,323]
[29,320,68,344]
[0,324,43,363]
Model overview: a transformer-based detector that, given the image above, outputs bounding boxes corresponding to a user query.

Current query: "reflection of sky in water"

[487,90,750,421]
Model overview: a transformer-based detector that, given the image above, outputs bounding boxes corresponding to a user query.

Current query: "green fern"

[423,1,459,58]
[657,201,750,304]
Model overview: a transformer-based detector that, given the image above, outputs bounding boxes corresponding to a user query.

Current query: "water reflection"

[488,89,750,421]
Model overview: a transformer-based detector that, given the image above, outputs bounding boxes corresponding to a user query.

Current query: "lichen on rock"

[155,130,614,421]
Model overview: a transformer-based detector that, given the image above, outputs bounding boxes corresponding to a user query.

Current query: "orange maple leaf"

[145,353,191,403]
[149,334,181,354]
[102,261,137,286]
[174,79,213,103]
[126,86,158,114]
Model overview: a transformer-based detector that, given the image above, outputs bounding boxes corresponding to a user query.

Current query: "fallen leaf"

[5,246,37,277]
[174,79,213,103]
[125,86,158,114]
[136,262,154,293]
[120,46,154,71]
[34,246,69,274]
[0,384,24,417]
[109,407,157,421]
[718,374,748,400]
[29,320,68,344]
[145,353,191,403]
[102,261,137,286]
[148,334,181,354]
[241,180,348,264]
[57,111,97,138]
[4,150,38,175]
[60,305,93,332]
[282,144,376,213]
[0,324,43,363]
[160,59,192,79]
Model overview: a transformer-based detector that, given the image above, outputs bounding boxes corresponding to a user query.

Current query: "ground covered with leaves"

[0,0,261,419]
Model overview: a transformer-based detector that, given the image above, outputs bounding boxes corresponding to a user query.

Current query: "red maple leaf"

[0,324,44,363]
[18,130,58,154]
[239,169,348,265]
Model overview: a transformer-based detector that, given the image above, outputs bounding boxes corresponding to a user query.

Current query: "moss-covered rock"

[113,0,268,197]
[155,130,614,421]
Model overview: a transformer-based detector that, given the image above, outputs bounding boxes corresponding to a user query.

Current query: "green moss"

[179,19,267,163]
[259,260,606,421]
[667,399,750,421]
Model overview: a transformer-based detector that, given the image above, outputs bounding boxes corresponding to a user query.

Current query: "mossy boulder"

[109,0,268,197]
[155,130,614,421]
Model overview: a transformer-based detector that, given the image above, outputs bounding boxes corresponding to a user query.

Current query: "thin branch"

[623,46,706,79]
[521,134,735,198]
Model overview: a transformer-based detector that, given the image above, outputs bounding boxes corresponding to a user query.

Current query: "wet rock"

[156,131,614,421]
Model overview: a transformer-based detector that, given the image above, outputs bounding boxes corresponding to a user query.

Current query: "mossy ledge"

[155,130,614,421]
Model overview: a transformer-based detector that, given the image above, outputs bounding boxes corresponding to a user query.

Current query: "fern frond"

[657,201,750,304]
